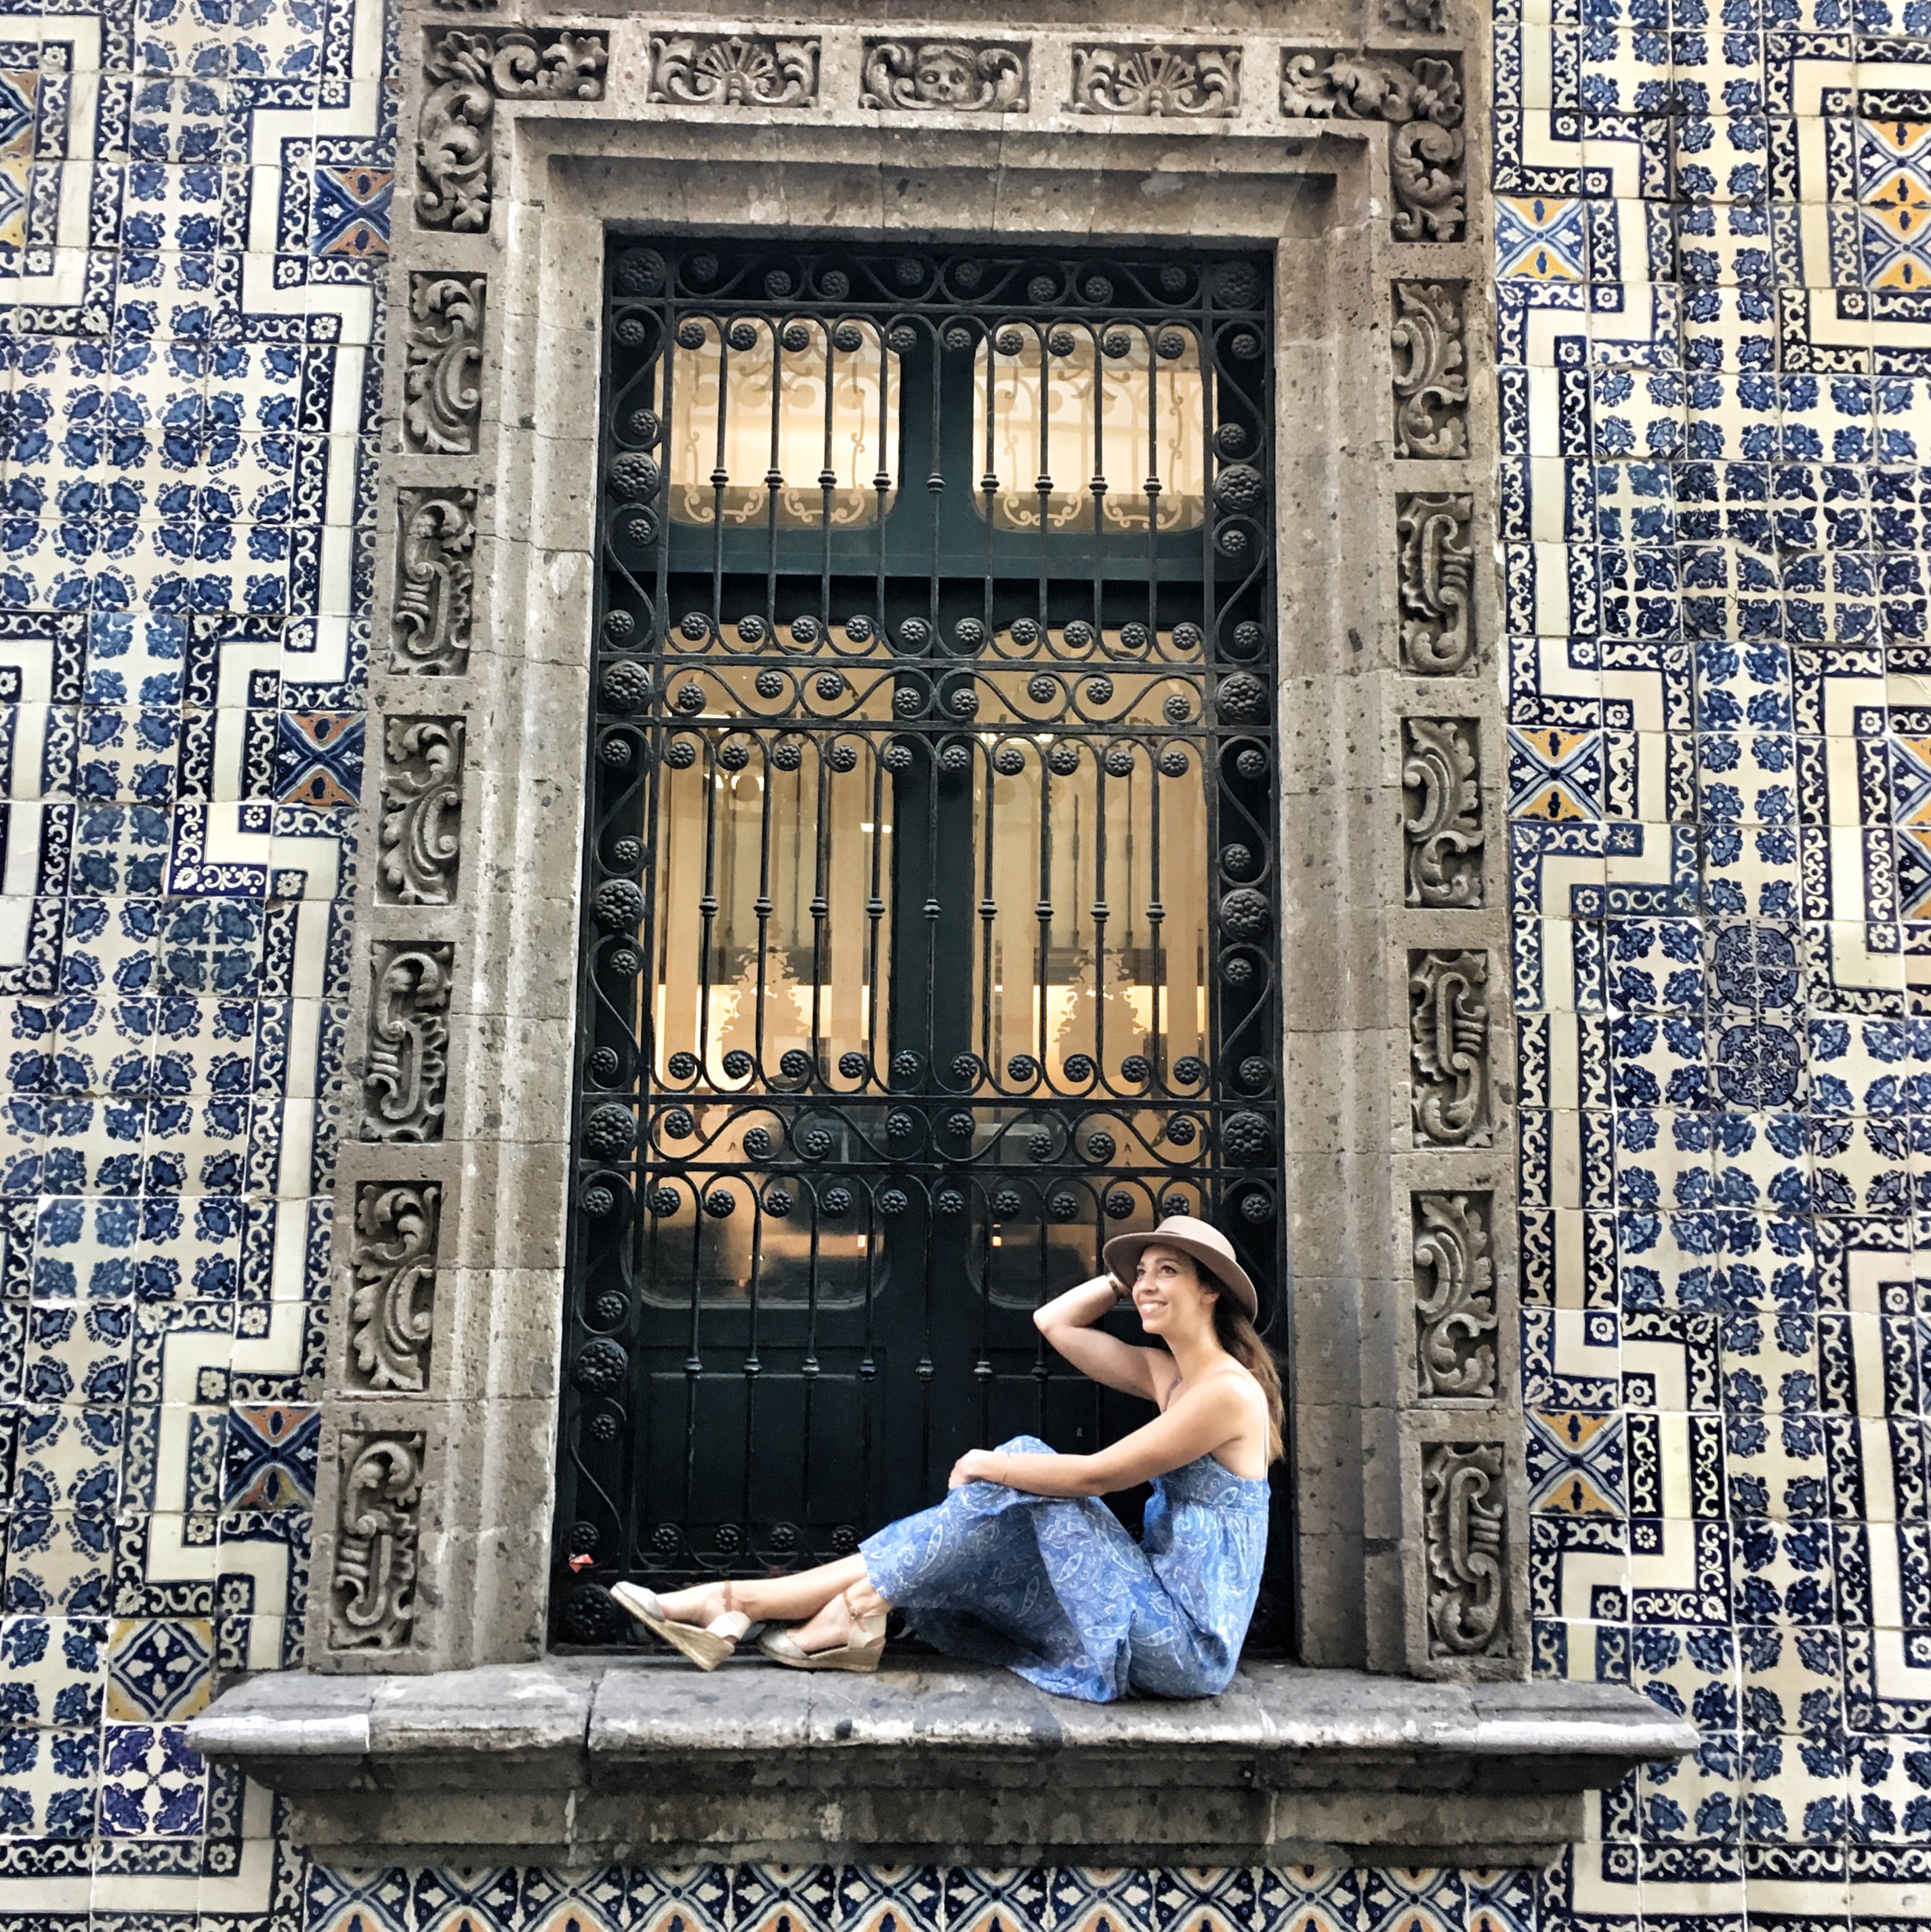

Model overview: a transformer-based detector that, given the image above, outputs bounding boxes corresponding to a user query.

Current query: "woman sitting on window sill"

[612,1213,1281,1704]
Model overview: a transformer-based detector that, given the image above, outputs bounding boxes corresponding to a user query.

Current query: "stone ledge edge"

[190,1658,1689,1769]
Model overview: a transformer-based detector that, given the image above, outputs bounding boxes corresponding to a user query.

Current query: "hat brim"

[1102,1227,1259,1320]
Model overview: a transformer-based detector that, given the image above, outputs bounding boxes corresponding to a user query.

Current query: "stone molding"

[306,2,1521,1693]
[187,1661,1695,1867]
[1280,51,1466,240]
[416,28,608,230]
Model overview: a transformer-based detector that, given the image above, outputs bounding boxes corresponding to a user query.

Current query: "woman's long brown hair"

[1211,1294,1287,1465]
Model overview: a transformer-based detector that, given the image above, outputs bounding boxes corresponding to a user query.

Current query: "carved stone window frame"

[308,6,1520,1689]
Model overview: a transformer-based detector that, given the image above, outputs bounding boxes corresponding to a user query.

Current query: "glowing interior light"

[669,317,901,528]
[972,324,1205,533]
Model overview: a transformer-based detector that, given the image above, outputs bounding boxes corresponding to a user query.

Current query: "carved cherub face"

[915,45,978,104]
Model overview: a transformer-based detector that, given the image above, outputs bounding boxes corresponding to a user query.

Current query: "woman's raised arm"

[950,1375,1259,1498]
[1033,1272,1167,1403]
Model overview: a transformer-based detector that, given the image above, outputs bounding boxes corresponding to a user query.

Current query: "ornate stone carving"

[1423,1441,1508,1656]
[378,718,464,906]
[1397,493,1474,674]
[1392,281,1468,460]
[1413,1192,1496,1400]
[392,488,476,675]
[329,1431,426,1651]
[648,34,818,108]
[1069,44,1239,117]
[363,943,454,1143]
[348,1183,440,1391]
[1409,949,1490,1147]
[1383,0,1448,30]
[861,40,1026,111]
[417,29,608,232]
[402,274,485,456]
[1403,717,1483,908]
[1280,54,1465,240]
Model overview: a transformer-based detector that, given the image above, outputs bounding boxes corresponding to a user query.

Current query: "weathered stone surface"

[190,1658,1693,1866]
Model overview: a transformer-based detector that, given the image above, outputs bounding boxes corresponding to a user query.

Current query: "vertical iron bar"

[1144,329,1160,644]
[1036,324,1052,628]
[809,737,831,1072]
[741,1190,766,1536]
[1148,756,1165,1082]
[765,316,783,635]
[711,320,730,629]
[819,320,836,632]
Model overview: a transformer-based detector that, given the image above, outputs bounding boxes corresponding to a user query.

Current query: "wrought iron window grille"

[555,240,1289,1652]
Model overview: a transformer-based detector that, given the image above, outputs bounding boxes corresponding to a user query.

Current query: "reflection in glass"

[667,318,900,528]
[973,325,1206,533]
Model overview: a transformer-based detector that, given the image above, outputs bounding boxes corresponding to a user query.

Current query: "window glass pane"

[972,324,1205,532]
[643,666,897,1308]
[667,318,900,528]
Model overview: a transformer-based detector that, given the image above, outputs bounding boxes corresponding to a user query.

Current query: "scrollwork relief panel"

[378,717,465,906]
[362,942,455,1143]
[861,40,1026,110]
[1402,717,1483,908]
[1409,948,1491,1148]
[1281,52,1465,240]
[649,34,819,107]
[1398,492,1474,674]
[1422,1441,1510,1658]
[402,274,485,456]
[1069,43,1239,117]
[1413,1192,1497,1400]
[1392,280,1468,460]
[329,1431,428,1652]
[392,488,476,676]
[416,29,608,233]
[348,1183,441,1393]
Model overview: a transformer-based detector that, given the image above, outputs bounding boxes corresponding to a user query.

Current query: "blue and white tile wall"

[0,0,1924,1927]
[0,0,375,1915]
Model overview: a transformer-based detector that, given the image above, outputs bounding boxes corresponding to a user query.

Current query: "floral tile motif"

[220,1402,319,1512]
[103,1616,211,1721]
[0,1617,102,1729]
[0,65,36,259]
[274,712,365,809]
[1855,113,1931,295]
[313,161,393,264]
[1496,194,1587,282]
[0,1725,96,1839]
[1528,1410,1627,1517]
[95,1721,204,1837]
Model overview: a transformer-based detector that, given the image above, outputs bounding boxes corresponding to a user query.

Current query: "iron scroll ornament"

[554,242,1289,1652]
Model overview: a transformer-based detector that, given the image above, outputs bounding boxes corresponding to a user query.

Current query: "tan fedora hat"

[1102,1215,1259,1320]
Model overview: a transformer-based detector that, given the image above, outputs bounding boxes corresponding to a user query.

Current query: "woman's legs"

[653,1555,888,1644]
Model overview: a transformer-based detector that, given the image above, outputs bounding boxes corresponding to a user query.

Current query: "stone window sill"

[188,1658,1691,1868]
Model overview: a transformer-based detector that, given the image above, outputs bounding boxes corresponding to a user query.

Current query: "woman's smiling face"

[1131,1242,1214,1334]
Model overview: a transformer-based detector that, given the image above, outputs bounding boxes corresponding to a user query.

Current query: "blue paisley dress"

[859,1433,1269,1703]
